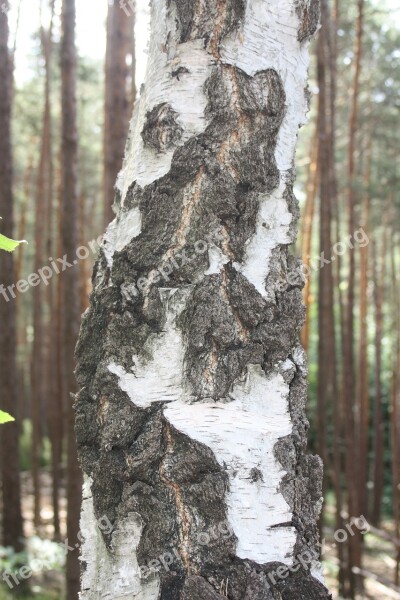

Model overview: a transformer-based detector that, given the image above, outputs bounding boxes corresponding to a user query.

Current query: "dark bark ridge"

[76,1,330,598]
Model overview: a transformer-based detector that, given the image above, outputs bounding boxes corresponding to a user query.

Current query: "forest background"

[0,0,399,598]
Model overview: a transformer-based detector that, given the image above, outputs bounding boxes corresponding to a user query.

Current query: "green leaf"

[0,410,15,424]
[0,233,27,253]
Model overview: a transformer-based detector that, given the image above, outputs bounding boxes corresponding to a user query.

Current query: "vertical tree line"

[0,0,24,554]
[0,0,399,598]
[301,0,400,597]
[103,0,135,227]
[1,1,136,598]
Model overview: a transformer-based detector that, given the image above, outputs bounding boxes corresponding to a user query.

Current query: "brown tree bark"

[300,128,318,354]
[357,133,371,519]
[344,0,364,379]
[0,0,24,553]
[54,172,65,540]
[316,1,347,594]
[31,12,56,531]
[40,0,62,539]
[371,218,387,526]
[390,232,400,585]
[61,0,82,596]
[103,0,135,228]
[342,0,365,595]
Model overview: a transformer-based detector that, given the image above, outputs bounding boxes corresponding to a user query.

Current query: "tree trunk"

[322,2,346,592]
[31,15,56,531]
[61,0,82,596]
[342,0,364,595]
[371,221,387,526]
[103,0,135,228]
[300,128,318,354]
[316,5,342,576]
[41,1,62,539]
[76,1,330,598]
[357,133,371,520]
[0,0,24,553]
[390,231,400,586]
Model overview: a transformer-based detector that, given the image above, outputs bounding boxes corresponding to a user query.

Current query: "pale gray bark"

[76,1,331,598]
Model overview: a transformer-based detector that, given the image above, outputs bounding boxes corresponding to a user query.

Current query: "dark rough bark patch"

[180,259,305,399]
[110,65,285,288]
[169,0,246,45]
[243,570,275,599]
[142,103,183,153]
[181,575,226,599]
[296,0,320,42]
[276,571,331,599]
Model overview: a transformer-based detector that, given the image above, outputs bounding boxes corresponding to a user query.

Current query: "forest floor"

[0,469,398,599]
[324,524,400,599]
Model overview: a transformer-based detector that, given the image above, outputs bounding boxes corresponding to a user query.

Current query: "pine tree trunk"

[390,232,400,586]
[371,224,386,525]
[300,128,318,354]
[31,18,55,530]
[357,133,371,520]
[103,0,135,228]
[61,0,82,596]
[342,0,364,595]
[76,1,330,598]
[323,2,346,592]
[39,1,61,539]
[0,0,24,552]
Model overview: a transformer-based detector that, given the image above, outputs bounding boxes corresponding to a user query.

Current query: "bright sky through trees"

[9,0,399,91]
[10,0,150,87]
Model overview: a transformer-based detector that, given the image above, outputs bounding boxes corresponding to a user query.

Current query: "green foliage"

[0,220,25,427]
[19,421,52,472]
[0,234,26,253]
[0,538,65,599]
[0,546,28,573]
[0,584,61,599]
[0,411,14,425]
[0,218,27,253]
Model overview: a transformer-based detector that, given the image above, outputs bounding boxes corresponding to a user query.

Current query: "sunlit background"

[0,1,400,599]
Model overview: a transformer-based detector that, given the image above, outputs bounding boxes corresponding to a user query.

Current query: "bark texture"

[76,1,330,599]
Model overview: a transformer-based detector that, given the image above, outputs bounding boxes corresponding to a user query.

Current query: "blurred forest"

[0,0,399,599]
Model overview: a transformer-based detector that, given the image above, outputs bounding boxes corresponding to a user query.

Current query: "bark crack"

[220,267,249,343]
[159,421,193,575]
[210,0,228,60]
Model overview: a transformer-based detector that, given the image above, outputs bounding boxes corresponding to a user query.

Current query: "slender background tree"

[61,0,82,597]
[0,0,24,555]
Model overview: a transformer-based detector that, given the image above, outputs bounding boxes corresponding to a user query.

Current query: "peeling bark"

[76,1,330,598]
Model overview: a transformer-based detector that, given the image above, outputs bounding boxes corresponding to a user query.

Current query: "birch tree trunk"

[76,1,330,598]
